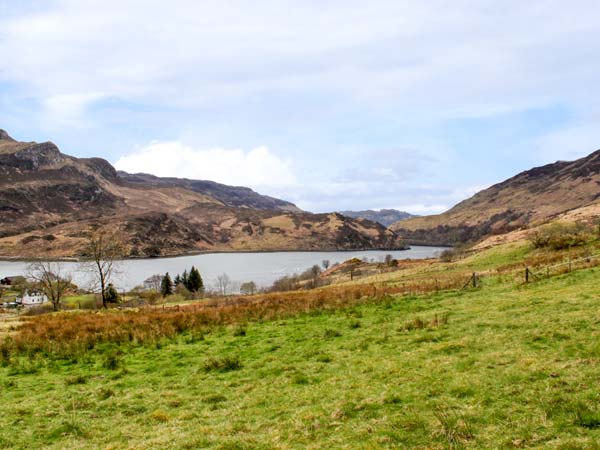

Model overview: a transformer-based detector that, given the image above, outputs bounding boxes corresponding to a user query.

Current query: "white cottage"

[16,291,48,306]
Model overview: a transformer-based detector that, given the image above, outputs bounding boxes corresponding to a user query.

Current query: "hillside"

[338,209,417,227]
[392,149,600,245]
[0,130,405,257]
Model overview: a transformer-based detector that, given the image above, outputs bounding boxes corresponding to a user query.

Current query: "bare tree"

[310,264,321,288]
[144,274,163,292]
[81,228,127,308]
[322,259,330,270]
[216,273,231,296]
[27,261,72,311]
[240,281,257,295]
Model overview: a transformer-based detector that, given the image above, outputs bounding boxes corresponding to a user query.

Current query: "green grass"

[2,267,600,449]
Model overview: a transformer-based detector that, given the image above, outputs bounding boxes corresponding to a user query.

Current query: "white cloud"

[2,1,600,213]
[3,1,600,122]
[114,141,297,190]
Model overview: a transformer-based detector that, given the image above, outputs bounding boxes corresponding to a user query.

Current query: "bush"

[439,249,456,263]
[528,222,591,250]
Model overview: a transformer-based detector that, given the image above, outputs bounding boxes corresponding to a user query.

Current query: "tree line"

[160,266,204,297]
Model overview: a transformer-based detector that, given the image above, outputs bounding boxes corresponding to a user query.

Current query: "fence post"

[525,268,529,283]
[472,272,477,288]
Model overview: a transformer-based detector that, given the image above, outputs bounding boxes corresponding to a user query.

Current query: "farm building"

[16,291,48,306]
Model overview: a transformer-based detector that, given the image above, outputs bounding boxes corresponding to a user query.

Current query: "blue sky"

[1,1,600,214]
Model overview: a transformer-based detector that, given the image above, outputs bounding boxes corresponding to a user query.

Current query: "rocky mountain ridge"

[0,130,405,257]
[339,209,417,227]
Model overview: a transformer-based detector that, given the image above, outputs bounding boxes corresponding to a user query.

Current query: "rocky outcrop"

[0,129,14,141]
[0,142,66,171]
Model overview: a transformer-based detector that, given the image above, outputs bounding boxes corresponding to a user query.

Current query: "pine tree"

[173,274,181,286]
[181,270,189,290]
[161,272,173,296]
[187,266,204,293]
[105,283,119,303]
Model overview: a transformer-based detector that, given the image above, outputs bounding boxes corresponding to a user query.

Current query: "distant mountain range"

[338,209,417,227]
[0,130,405,258]
[392,150,600,245]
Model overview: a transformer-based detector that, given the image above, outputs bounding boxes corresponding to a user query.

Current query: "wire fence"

[460,251,600,291]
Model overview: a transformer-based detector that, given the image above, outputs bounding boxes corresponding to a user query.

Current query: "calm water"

[0,246,446,291]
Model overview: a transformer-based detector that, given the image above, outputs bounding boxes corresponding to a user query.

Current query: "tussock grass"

[1,266,600,448]
[0,277,471,359]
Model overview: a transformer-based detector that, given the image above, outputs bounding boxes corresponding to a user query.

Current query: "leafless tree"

[27,261,73,311]
[144,274,163,292]
[81,228,127,308]
[216,273,231,296]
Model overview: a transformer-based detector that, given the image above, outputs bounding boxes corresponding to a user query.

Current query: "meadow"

[1,243,600,449]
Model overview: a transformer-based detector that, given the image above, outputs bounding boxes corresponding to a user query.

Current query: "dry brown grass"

[1,273,471,359]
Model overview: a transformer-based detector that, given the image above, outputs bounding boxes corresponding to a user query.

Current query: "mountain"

[0,130,405,257]
[339,209,417,227]
[391,150,600,245]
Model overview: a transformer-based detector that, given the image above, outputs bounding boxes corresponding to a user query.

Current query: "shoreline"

[0,245,449,263]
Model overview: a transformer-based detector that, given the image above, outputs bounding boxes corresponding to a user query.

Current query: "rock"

[0,129,14,141]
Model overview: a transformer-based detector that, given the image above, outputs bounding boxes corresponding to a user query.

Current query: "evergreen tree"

[105,283,119,303]
[181,270,189,290]
[173,274,181,286]
[187,266,204,293]
[161,272,173,296]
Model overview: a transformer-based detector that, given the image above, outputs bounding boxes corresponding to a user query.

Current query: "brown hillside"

[0,130,405,257]
[391,150,600,245]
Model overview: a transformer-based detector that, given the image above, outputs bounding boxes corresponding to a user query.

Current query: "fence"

[140,249,600,317]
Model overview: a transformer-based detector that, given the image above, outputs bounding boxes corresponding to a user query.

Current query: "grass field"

[2,258,600,449]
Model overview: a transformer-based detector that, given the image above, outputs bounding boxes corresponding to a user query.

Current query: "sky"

[1,1,600,214]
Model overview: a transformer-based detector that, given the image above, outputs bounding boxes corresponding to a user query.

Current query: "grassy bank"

[2,263,600,449]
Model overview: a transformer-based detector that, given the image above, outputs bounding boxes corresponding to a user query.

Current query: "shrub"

[528,222,591,250]
[22,304,55,316]
[439,249,456,263]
